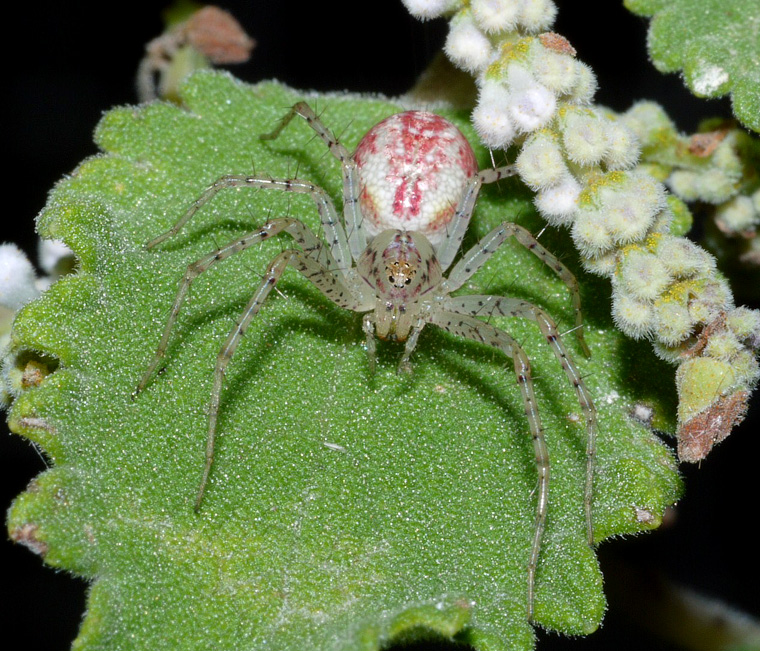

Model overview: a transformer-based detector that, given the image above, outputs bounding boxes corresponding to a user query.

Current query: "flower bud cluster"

[402,0,760,454]
[621,102,760,262]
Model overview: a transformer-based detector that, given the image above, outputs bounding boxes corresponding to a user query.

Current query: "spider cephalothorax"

[134,102,598,621]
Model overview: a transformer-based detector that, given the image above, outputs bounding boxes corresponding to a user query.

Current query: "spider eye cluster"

[386,260,416,288]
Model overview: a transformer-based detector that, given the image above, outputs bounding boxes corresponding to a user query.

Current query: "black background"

[3,2,758,650]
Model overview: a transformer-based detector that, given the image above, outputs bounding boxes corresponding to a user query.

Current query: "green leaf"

[624,0,760,132]
[5,72,682,650]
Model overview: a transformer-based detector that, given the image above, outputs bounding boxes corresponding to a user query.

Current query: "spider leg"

[444,222,590,356]
[398,323,426,374]
[435,165,516,271]
[260,101,366,262]
[134,217,350,398]
[362,313,377,374]
[195,246,366,511]
[147,174,352,276]
[425,310,548,621]
[444,295,596,547]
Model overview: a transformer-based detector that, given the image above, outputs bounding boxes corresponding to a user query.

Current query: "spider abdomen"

[353,111,478,247]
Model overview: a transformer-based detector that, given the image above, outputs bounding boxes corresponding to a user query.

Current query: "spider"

[133,102,598,620]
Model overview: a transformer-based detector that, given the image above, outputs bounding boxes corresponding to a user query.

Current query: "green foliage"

[5,73,682,650]
[625,0,760,133]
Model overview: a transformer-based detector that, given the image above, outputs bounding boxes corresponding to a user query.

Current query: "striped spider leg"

[133,103,598,622]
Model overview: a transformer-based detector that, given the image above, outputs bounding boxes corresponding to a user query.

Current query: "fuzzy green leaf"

[625,0,760,132]
[5,72,682,651]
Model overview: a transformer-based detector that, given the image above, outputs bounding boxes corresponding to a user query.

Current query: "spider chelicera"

[133,102,598,620]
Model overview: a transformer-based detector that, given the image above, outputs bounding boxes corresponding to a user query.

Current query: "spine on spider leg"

[402,0,760,460]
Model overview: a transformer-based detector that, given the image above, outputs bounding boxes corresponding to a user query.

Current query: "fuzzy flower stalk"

[402,0,760,461]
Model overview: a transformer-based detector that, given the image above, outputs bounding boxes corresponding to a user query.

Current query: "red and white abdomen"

[353,111,479,247]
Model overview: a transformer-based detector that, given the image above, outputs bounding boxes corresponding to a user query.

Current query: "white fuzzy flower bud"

[668,168,737,204]
[711,136,742,177]
[655,236,716,279]
[726,306,760,348]
[572,172,665,254]
[612,291,654,339]
[515,131,567,189]
[688,277,733,324]
[401,0,460,20]
[653,300,694,346]
[751,187,760,214]
[504,64,556,132]
[715,195,758,234]
[648,207,674,235]
[471,0,520,33]
[472,82,516,148]
[603,120,640,170]
[444,12,494,73]
[581,250,618,277]
[38,238,74,276]
[535,174,581,225]
[0,244,40,310]
[572,208,614,255]
[618,249,673,302]
[606,173,666,245]
[517,0,558,32]
[530,46,577,94]
[566,60,597,105]
[561,109,610,166]
[620,101,674,146]
[703,329,743,361]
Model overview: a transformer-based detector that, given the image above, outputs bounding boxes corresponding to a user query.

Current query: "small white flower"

[401,0,460,20]
[715,195,758,234]
[654,301,694,346]
[612,292,654,339]
[517,0,557,32]
[530,46,577,94]
[562,109,610,166]
[508,84,556,131]
[618,249,672,302]
[516,131,567,189]
[603,120,640,170]
[501,64,557,132]
[535,174,581,224]
[38,238,74,275]
[444,13,493,73]
[471,0,521,33]
[472,81,516,148]
[567,61,597,105]
[0,243,40,310]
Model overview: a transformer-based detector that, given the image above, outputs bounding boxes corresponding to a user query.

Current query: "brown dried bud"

[677,390,748,462]
[185,6,255,64]
[688,129,728,158]
[538,32,576,57]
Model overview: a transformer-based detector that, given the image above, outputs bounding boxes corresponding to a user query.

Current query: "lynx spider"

[134,102,598,620]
